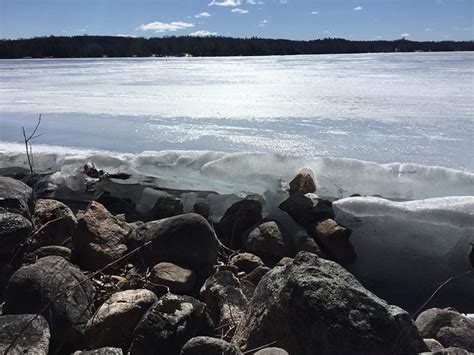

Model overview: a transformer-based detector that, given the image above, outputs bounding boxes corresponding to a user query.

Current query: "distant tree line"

[0,35,473,58]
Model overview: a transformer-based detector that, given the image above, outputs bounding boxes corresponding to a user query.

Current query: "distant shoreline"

[1,35,473,59]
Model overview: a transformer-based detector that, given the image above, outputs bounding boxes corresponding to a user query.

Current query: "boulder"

[229,252,264,274]
[86,289,157,350]
[72,201,131,271]
[0,212,32,257]
[129,294,214,355]
[288,173,316,195]
[276,257,293,266]
[279,194,334,227]
[200,270,248,338]
[180,336,242,355]
[243,221,292,261]
[150,262,196,294]
[73,348,123,355]
[416,308,474,351]
[128,213,218,270]
[293,232,322,256]
[31,199,77,249]
[309,218,356,265]
[193,198,210,219]
[233,252,428,354]
[0,314,50,354]
[4,256,94,348]
[217,199,262,249]
[0,176,33,218]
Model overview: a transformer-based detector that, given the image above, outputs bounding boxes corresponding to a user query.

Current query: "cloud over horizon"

[137,21,194,32]
[209,0,241,6]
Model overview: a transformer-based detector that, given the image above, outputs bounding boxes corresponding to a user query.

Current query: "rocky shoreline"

[0,170,473,354]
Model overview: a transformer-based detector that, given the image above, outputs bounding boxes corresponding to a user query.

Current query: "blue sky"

[0,0,473,40]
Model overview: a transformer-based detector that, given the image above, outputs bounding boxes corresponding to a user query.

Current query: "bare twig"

[22,114,42,193]
[411,270,473,319]
[4,239,153,354]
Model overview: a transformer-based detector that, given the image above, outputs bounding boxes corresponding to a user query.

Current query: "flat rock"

[150,262,196,294]
[0,212,32,257]
[31,199,77,249]
[86,289,158,350]
[4,256,94,348]
[0,314,50,354]
[180,336,242,355]
[416,308,474,351]
[129,294,214,355]
[0,176,33,218]
[233,252,427,354]
[128,213,218,270]
[72,201,131,271]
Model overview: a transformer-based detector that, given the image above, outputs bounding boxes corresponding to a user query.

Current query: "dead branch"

[411,270,473,319]
[22,114,42,194]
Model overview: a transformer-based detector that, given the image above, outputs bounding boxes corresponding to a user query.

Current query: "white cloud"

[259,19,268,27]
[424,28,433,31]
[209,0,241,6]
[117,34,137,38]
[311,11,319,15]
[195,12,211,18]
[247,0,256,4]
[400,33,410,38]
[354,6,363,11]
[189,30,218,37]
[323,30,330,34]
[280,0,287,3]
[137,21,194,33]
[232,8,249,14]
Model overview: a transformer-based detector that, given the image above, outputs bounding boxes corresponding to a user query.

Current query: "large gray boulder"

[129,294,214,355]
[180,336,242,355]
[416,308,474,352]
[0,314,50,354]
[0,212,32,257]
[86,289,158,350]
[0,176,33,218]
[128,213,219,270]
[31,198,77,250]
[233,252,427,354]
[3,256,94,348]
[72,201,131,271]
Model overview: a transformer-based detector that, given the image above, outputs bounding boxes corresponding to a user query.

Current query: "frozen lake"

[0,52,473,170]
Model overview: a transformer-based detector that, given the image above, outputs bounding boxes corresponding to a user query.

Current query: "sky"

[0,0,473,41]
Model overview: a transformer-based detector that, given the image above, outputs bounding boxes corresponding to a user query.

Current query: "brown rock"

[310,219,356,266]
[150,262,196,294]
[289,173,316,195]
[279,194,334,227]
[72,201,131,271]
